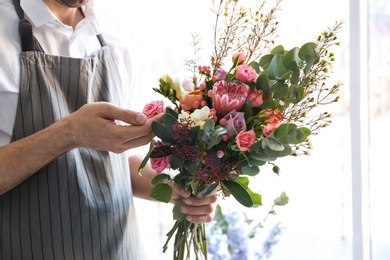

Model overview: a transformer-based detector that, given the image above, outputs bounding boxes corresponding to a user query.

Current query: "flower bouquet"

[138,0,343,259]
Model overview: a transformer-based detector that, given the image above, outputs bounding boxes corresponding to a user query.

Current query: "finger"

[99,103,148,125]
[170,183,191,198]
[186,214,214,224]
[182,194,218,207]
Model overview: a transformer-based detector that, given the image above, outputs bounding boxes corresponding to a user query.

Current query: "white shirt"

[0,0,140,146]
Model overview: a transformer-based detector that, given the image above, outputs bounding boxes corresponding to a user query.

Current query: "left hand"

[170,184,219,224]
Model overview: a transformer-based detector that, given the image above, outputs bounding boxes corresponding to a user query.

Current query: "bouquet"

[138,0,343,259]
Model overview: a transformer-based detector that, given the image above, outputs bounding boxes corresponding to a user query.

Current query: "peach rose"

[236,130,256,152]
[179,90,204,111]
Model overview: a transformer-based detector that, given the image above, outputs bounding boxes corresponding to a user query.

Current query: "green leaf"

[298,42,317,62]
[195,182,219,198]
[256,74,271,97]
[151,173,171,185]
[248,190,262,206]
[172,202,186,221]
[222,180,253,207]
[268,54,292,80]
[162,113,178,136]
[165,107,178,119]
[259,54,274,70]
[241,165,260,176]
[150,183,172,203]
[286,127,311,144]
[152,121,175,143]
[283,47,302,72]
[271,45,285,55]
[264,144,292,158]
[137,141,154,173]
[170,154,183,170]
[249,61,260,73]
[264,137,285,151]
[273,123,298,139]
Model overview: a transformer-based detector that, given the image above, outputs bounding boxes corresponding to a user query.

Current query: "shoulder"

[0,0,22,92]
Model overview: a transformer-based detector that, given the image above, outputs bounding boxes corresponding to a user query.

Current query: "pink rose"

[143,100,165,118]
[233,53,246,65]
[247,90,265,108]
[236,130,256,152]
[235,64,259,83]
[262,109,284,136]
[180,90,204,111]
[150,156,171,174]
[211,80,249,117]
[263,122,280,136]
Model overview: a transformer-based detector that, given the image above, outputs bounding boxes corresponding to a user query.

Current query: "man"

[0,0,218,259]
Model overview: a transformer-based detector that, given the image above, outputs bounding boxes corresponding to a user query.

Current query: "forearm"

[0,117,75,195]
[128,155,156,201]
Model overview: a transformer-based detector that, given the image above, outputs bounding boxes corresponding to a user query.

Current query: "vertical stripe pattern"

[0,47,146,259]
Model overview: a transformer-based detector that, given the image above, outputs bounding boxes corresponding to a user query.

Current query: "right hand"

[65,102,162,153]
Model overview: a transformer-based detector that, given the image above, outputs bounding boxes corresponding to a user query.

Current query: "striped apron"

[0,1,146,259]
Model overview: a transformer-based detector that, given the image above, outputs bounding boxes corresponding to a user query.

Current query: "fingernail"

[136,112,147,123]
[186,216,193,222]
[181,207,188,214]
[183,199,192,205]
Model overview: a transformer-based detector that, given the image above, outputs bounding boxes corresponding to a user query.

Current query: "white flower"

[178,106,211,128]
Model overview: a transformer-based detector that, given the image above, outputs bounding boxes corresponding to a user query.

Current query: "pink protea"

[211,80,249,117]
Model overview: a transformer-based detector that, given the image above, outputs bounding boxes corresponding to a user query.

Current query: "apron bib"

[0,1,145,259]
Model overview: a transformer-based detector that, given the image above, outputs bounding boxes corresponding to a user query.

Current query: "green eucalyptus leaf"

[268,54,292,80]
[152,121,175,143]
[256,74,271,97]
[291,70,300,85]
[283,47,302,71]
[264,137,285,151]
[151,173,171,185]
[264,144,292,158]
[150,183,172,203]
[298,42,317,62]
[287,127,310,144]
[241,165,260,176]
[207,125,226,149]
[222,180,253,207]
[273,85,289,99]
[273,123,298,139]
[249,61,260,73]
[271,45,285,55]
[259,54,274,70]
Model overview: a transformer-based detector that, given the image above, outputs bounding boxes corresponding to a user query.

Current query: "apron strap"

[12,0,45,52]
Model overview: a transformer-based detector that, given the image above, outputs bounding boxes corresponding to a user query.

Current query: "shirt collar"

[20,0,100,32]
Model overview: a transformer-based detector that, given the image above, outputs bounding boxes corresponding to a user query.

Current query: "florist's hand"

[171,184,219,224]
[66,102,163,153]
